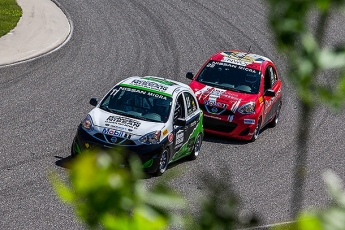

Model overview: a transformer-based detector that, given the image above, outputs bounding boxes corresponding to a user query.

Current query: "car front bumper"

[73,125,164,173]
[202,113,258,141]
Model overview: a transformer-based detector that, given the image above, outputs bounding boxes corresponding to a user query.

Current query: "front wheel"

[188,133,202,160]
[155,148,169,176]
[71,137,77,157]
[250,119,261,142]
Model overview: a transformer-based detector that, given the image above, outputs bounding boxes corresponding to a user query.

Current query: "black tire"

[155,148,169,176]
[188,133,202,160]
[251,119,261,142]
[71,137,77,157]
[270,102,282,127]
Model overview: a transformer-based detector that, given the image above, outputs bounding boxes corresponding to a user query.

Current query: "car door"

[263,65,280,125]
[183,91,200,154]
[171,93,190,161]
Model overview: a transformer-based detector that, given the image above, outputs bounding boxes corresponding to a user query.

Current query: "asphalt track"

[1,0,345,229]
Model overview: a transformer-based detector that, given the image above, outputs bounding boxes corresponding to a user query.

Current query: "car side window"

[183,92,198,116]
[269,66,277,87]
[264,66,275,91]
[174,94,186,120]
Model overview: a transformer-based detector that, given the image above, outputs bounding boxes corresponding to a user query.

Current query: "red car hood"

[190,81,258,112]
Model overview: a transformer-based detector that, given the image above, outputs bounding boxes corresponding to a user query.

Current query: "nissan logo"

[110,136,117,143]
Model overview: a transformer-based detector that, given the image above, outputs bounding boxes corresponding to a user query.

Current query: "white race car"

[71,76,204,175]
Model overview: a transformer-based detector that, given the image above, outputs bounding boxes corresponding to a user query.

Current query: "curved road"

[1,0,345,229]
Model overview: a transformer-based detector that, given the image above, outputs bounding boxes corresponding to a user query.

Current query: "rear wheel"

[188,133,202,160]
[270,102,282,127]
[155,148,169,176]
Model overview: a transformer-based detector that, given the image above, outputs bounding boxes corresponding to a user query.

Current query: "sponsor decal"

[118,86,146,95]
[191,99,196,110]
[109,125,126,130]
[244,119,255,124]
[264,88,281,114]
[118,86,168,100]
[222,51,268,64]
[102,128,125,137]
[142,77,177,86]
[206,61,237,69]
[130,79,169,92]
[259,96,264,104]
[196,86,239,102]
[162,128,168,136]
[237,65,257,73]
[222,57,248,67]
[168,133,174,143]
[230,99,241,113]
[204,100,226,108]
[228,115,234,122]
[175,130,184,145]
[109,88,120,96]
[105,116,141,129]
[190,120,197,127]
[195,86,227,100]
[209,56,259,72]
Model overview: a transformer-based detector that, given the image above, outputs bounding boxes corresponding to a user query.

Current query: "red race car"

[186,50,282,141]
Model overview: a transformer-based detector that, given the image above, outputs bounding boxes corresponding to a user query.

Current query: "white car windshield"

[99,85,172,123]
[196,61,261,94]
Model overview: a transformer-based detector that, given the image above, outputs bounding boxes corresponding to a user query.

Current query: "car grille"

[199,104,235,116]
[93,133,136,146]
[203,116,237,133]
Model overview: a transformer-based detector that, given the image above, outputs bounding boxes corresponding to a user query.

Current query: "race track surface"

[1,0,345,229]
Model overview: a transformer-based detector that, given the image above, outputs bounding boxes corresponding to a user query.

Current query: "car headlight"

[238,102,256,114]
[82,114,94,130]
[139,131,161,145]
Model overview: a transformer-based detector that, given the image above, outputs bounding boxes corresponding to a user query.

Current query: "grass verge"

[0,0,22,37]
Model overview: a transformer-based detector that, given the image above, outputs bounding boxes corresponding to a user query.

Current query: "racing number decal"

[175,130,184,149]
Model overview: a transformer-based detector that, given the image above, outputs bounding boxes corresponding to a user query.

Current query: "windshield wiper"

[100,105,114,113]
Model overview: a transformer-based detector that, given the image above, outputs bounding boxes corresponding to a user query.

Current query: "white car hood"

[89,108,165,136]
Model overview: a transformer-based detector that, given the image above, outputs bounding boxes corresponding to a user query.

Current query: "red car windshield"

[196,61,261,94]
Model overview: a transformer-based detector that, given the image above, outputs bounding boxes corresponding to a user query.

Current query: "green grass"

[0,0,22,37]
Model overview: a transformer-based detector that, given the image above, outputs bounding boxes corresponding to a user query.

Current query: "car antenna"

[247,45,251,53]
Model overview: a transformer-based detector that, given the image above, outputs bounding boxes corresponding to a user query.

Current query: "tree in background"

[266,0,345,228]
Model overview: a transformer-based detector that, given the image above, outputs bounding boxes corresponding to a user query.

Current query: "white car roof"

[118,76,191,97]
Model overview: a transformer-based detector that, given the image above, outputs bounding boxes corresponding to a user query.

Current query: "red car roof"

[209,50,272,71]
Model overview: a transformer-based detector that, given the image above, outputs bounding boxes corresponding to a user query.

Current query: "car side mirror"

[90,98,98,106]
[186,72,194,80]
[264,89,275,97]
[174,118,187,126]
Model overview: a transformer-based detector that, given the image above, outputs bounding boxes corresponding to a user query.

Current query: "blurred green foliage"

[266,0,345,229]
[50,148,185,230]
[50,148,257,229]
[266,0,345,108]
[0,0,22,37]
